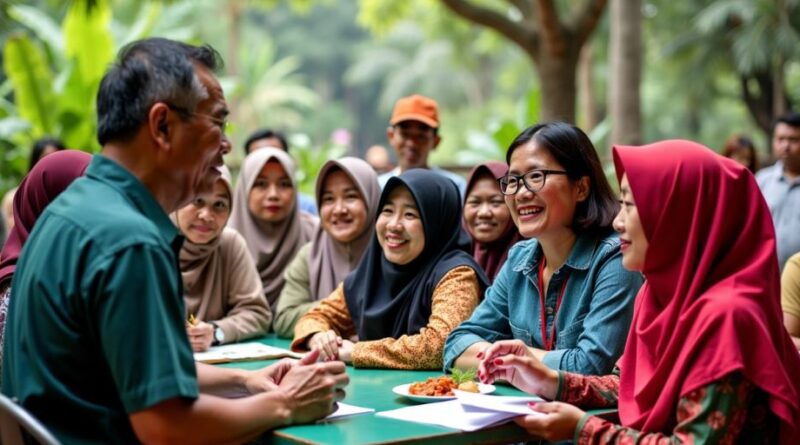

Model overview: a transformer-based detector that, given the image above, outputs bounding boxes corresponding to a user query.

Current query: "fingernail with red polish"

[494,358,503,365]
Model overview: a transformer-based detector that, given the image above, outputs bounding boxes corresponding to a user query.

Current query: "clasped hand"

[246,349,349,423]
[476,339,585,441]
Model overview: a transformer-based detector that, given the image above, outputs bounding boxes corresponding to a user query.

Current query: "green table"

[218,335,533,445]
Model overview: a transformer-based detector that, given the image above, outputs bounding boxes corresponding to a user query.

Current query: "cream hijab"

[229,148,317,309]
[308,157,380,301]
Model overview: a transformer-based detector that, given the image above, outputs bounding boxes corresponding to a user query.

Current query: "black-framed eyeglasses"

[497,169,569,195]
[165,103,230,135]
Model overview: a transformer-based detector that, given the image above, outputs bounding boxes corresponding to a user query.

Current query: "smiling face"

[505,140,588,241]
[376,185,425,265]
[176,178,231,245]
[386,121,440,171]
[464,173,511,243]
[247,160,295,223]
[320,169,368,243]
[613,174,649,271]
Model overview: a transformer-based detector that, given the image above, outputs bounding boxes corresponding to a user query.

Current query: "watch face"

[215,327,225,343]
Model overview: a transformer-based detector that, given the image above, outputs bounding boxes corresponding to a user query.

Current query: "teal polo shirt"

[2,155,198,444]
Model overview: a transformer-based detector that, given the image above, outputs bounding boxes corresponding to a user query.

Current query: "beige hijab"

[229,148,317,309]
[174,167,237,316]
[308,157,380,301]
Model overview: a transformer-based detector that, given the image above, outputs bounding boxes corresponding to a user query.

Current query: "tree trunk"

[535,49,579,122]
[578,45,599,131]
[608,0,642,146]
[439,0,608,124]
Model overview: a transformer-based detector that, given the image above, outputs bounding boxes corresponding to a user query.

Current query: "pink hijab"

[614,140,800,441]
[0,150,92,289]
[463,161,523,282]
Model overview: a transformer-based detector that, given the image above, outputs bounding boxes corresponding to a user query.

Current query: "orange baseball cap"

[389,94,439,129]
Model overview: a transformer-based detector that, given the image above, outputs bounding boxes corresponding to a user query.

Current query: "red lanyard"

[538,259,569,351]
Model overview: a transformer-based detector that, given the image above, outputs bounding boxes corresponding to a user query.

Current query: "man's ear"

[432,133,442,149]
[576,176,591,202]
[148,103,171,151]
[386,125,395,142]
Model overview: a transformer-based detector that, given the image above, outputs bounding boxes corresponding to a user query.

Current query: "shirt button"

[546,306,554,315]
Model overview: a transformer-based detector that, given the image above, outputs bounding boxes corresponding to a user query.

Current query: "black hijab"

[343,169,490,340]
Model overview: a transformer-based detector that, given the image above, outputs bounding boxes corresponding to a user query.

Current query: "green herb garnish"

[450,367,477,385]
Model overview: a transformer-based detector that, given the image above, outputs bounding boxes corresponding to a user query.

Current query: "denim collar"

[85,155,183,252]
[512,231,599,275]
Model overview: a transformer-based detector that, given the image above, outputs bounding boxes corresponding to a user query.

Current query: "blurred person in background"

[721,134,758,172]
[28,137,66,172]
[365,144,394,174]
[756,112,800,270]
[378,94,466,196]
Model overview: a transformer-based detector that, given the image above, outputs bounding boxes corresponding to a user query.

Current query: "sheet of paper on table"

[194,342,303,364]
[455,390,544,415]
[321,403,375,422]
[376,392,545,432]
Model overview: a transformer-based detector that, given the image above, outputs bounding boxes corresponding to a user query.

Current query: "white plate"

[392,382,496,403]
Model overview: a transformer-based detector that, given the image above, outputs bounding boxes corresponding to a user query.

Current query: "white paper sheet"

[454,390,544,415]
[193,342,303,364]
[376,400,520,432]
[376,391,547,431]
[321,402,375,422]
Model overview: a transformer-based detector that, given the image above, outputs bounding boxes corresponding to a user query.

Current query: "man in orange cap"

[378,94,466,196]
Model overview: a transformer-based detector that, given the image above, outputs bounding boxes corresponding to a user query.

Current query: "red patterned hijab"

[0,150,92,288]
[614,140,800,441]
[463,161,523,282]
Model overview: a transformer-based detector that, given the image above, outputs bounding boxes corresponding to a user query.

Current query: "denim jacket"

[443,229,642,374]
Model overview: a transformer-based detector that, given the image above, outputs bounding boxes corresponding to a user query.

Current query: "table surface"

[220,335,534,445]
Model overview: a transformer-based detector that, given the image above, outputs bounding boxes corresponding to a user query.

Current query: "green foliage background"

[1,0,799,200]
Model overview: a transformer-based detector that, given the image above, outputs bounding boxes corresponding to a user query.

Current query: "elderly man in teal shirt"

[2,38,347,444]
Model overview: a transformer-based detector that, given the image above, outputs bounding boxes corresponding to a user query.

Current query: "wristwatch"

[211,322,225,346]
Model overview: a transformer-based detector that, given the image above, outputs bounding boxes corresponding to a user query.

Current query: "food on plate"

[408,368,480,397]
[457,380,479,393]
[409,376,458,396]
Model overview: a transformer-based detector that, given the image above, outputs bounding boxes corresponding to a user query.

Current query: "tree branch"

[506,0,533,19]
[441,0,537,56]
[534,0,565,57]
[570,0,608,47]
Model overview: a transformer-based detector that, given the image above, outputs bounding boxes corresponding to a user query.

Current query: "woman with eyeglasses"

[476,140,800,443]
[444,122,642,375]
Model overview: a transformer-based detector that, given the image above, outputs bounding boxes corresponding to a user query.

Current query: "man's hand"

[187,321,214,352]
[244,350,323,394]
[276,358,349,424]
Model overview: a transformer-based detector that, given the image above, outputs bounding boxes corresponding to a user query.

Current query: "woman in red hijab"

[462,161,524,282]
[478,140,800,443]
[0,150,92,368]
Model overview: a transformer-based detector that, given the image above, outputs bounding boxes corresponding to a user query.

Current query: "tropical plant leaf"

[7,5,65,58]
[63,0,114,87]
[3,35,55,136]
